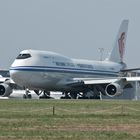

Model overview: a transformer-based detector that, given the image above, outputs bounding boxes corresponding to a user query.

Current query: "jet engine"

[0,83,13,97]
[105,83,123,97]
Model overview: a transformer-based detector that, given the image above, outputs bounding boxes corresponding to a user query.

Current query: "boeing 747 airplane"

[1,19,140,99]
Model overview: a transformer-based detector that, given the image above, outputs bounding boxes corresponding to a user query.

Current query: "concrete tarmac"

[8,90,62,99]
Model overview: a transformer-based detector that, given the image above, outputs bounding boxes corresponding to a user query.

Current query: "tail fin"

[108,20,129,63]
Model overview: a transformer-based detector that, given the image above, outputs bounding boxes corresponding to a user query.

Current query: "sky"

[0,0,140,69]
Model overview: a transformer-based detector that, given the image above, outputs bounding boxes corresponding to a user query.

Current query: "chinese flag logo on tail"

[118,32,125,62]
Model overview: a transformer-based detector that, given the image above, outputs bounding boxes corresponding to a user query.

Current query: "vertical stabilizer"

[108,20,129,63]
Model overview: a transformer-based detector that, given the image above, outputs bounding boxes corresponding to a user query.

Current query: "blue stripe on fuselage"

[10,66,119,77]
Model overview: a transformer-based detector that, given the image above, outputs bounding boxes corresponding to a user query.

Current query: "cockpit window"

[16,53,31,59]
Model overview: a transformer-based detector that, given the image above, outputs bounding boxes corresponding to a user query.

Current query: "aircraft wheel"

[23,94,32,99]
[23,94,27,99]
[70,92,77,99]
[28,94,32,99]
[60,96,71,99]
[66,96,71,99]
[60,96,65,99]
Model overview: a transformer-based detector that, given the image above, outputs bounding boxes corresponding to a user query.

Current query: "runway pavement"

[9,90,62,99]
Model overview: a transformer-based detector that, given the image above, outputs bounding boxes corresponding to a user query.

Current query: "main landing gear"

[34,90,53,99]
[60,92,79,99]
[23,89,54,99]
[39,91,53,99]
[60,90,101,99]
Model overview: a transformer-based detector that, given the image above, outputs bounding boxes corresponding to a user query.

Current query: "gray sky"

[0,0,140,69]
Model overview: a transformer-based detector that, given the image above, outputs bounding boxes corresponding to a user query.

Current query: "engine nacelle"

[0,83,13,97]
[105,83,123,97]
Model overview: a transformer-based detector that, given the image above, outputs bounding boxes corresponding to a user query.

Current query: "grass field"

[0,99,140,140]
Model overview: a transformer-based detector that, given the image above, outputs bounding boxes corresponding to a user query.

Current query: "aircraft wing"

[65,76,140,98]
[0,77,10,83]
[81,78,118,85]
[71,77,140,85]
[0,76,17,88]
[121,68,140,72]
[125,77,140,81]
[65,77,118,87]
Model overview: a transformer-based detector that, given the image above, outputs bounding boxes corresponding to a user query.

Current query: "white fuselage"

[10,50,125,91]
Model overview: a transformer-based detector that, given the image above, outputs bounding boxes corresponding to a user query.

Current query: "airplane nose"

[10,64,36,86]
[10,69,21,83]
[10,67,28,84]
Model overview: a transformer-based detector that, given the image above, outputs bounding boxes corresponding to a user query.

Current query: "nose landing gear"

[23,89,32,99]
